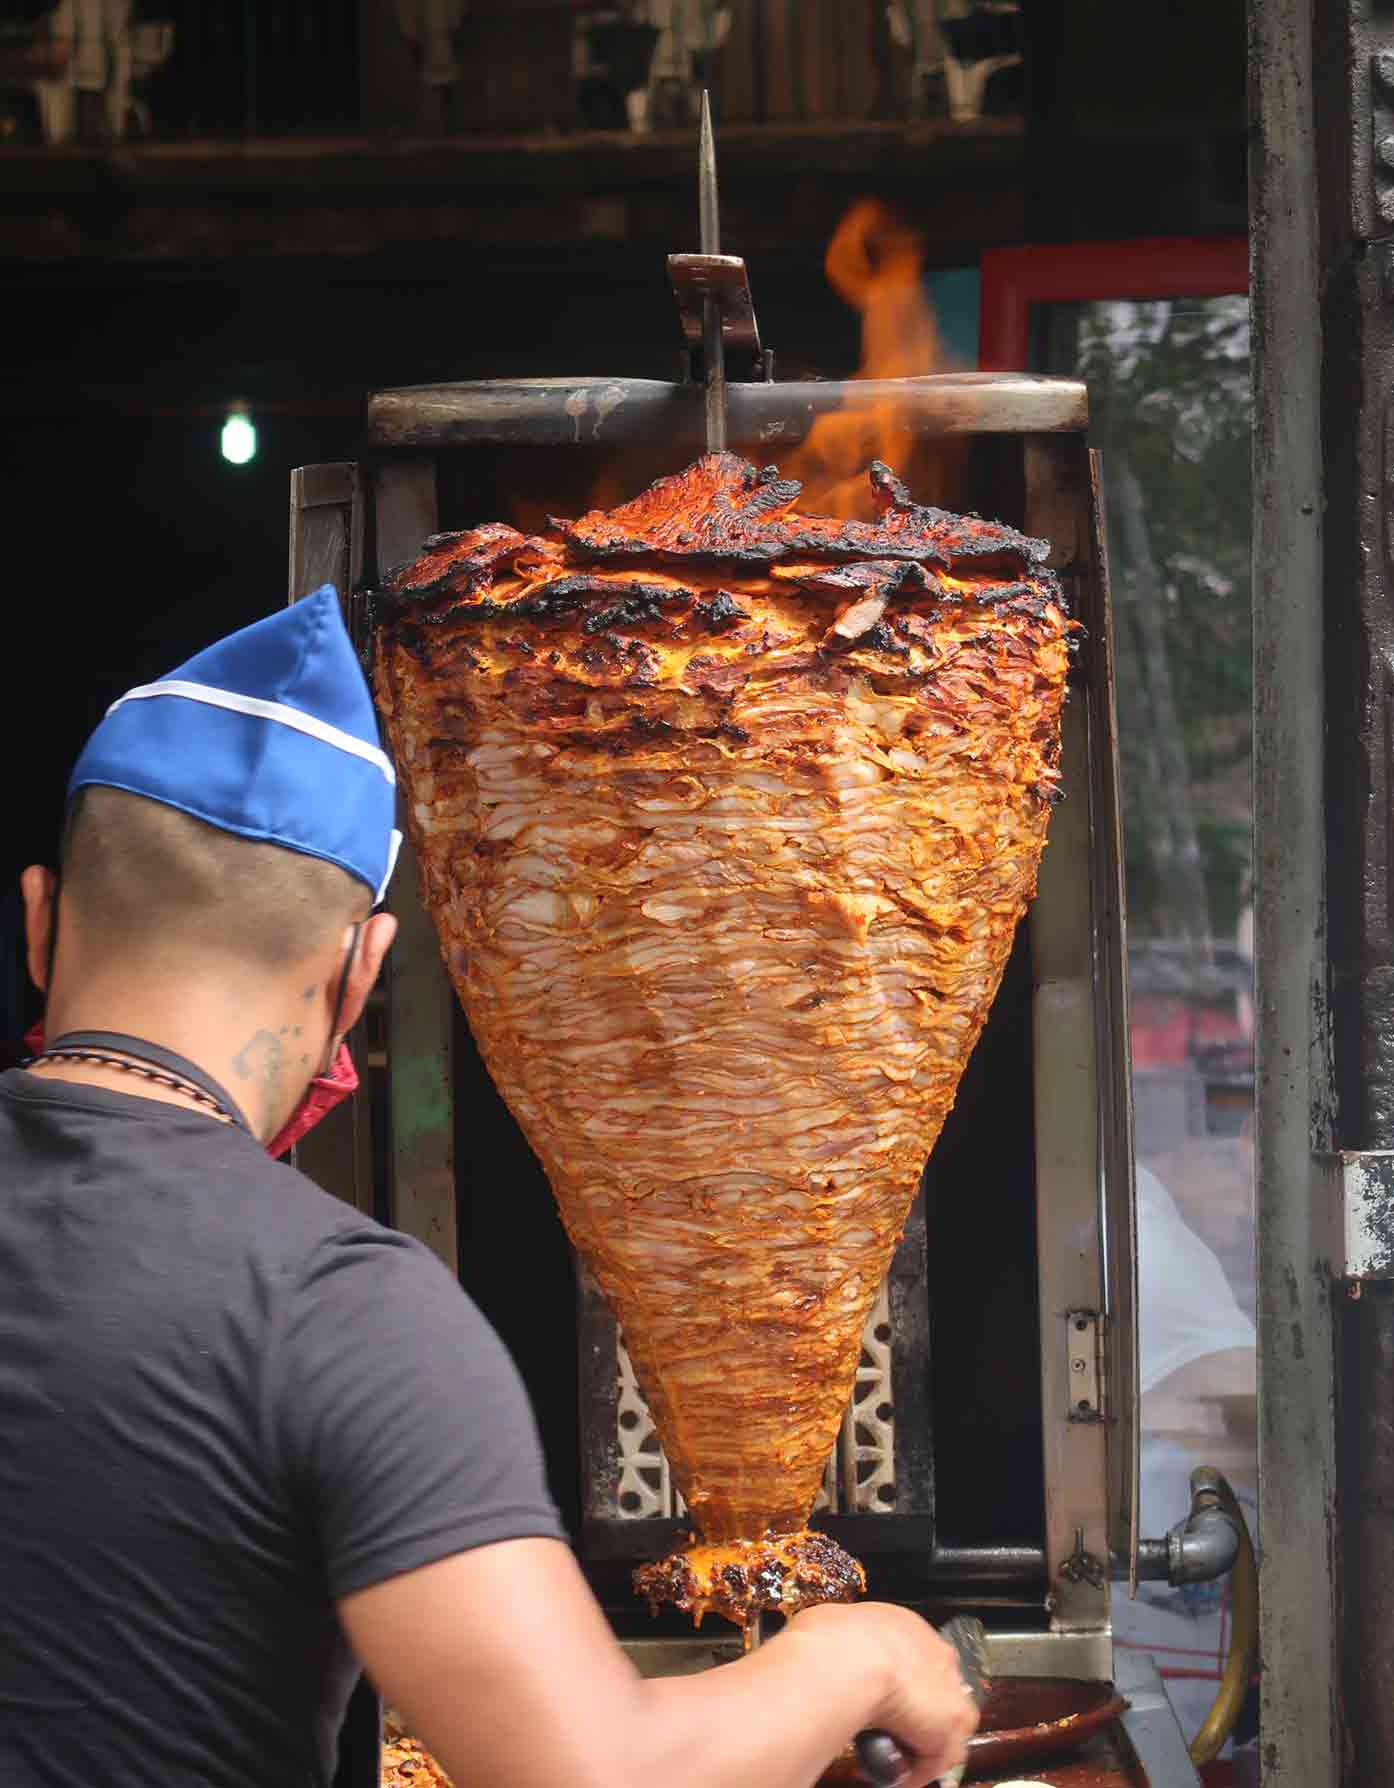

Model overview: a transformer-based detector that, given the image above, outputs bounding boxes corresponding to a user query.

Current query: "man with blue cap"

[0,593,975,1788]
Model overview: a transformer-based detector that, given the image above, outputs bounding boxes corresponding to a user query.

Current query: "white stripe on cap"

[376,827,404,906]
[107,680,396,786]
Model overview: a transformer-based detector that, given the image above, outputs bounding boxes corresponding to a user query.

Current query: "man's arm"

[340,1538,976,1788]
[286,1233,971,1786]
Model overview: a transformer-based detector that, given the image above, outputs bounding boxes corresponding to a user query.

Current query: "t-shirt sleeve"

[273,1225,568,1601]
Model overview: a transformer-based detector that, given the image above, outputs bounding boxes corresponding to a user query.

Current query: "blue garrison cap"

[68,586,401,904]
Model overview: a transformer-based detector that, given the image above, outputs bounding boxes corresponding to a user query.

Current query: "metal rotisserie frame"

[289,370,1139,1690]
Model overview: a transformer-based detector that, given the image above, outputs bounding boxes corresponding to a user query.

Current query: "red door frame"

[978,237,1249,371]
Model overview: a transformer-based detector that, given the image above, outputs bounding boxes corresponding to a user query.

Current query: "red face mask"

[265,1043,359,1158]
[22,1020,358,1159]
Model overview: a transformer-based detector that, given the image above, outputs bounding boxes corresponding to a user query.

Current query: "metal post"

[1311,3,1394,1781]
[1249,0,1341,1780]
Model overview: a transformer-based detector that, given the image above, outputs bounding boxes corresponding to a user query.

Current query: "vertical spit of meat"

[374,453,1072,1628]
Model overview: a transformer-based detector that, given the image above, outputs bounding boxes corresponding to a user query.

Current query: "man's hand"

[771,1602,977,1786]
[340,1538,977,1788]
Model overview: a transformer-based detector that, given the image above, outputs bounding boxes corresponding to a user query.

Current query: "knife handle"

[854,1728,910,1785]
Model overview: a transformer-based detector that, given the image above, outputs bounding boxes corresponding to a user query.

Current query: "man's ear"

[19,867,56,993]
[332,911,398,1040]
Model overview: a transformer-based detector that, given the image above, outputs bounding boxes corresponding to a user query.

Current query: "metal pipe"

[365,374,1089,453]
[1168,1467,1243,1586]
[1126,1539,1171,1583]
[1117,1469,1240,1586]
[926,1544,1046,1583]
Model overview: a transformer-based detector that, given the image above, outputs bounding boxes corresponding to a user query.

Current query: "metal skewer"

[698,89,728,454]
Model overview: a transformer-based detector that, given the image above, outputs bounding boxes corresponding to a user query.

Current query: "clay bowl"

[966,1676,1127,1776]
[819,1676,1127,1784]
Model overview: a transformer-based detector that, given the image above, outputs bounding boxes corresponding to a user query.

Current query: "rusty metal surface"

[364,373,1090,450]
[1308,0,1394,1778]
[1250,0,1342,1775]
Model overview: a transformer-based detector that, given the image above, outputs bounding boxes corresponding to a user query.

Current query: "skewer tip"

[697,87,720,258]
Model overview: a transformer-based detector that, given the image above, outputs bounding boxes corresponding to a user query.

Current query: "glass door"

[982,243,1256,1773]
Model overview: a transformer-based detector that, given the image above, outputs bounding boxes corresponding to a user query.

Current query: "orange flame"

[783,199,958,518]
[500,200,957,536]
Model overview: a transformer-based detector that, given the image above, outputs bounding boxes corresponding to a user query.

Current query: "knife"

[854,1615,990,1788]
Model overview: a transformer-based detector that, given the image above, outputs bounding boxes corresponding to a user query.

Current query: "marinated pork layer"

[374,454,1072,1620]
[634,1529,866,1628]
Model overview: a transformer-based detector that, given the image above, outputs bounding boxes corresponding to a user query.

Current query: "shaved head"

[62,787,370,972]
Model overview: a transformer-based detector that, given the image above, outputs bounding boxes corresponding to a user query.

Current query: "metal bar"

[986,1629,1113,1683]
[887,1192,933,1524]
[698,90,727,454]
[577,1260,622,1527]
[1113,1650,1202,1788]
[1083,447,1139,1592]
[582,1512,1046,1581]
[621,1636,744,1677]
[365,374,1090,451]
[1022,427,1114,1644]
[1249,0,1341,1770]
[1023,435,1138,1594]
[1027,690,1110,1639]
[287,463,373,1218]
[373,457,460,1275]
[1317,7,1394,1774]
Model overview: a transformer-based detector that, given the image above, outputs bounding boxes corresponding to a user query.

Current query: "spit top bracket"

[667,253,772,386]
[670,91,773,409]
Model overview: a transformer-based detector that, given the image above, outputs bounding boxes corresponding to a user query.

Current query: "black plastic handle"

[854,1728,912,1786]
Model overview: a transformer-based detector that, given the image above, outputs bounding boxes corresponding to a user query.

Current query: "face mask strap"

[43,873,60,999]
[320,921,364,1078]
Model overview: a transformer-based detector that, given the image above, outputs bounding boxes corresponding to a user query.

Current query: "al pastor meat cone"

[374,453,1072,1625]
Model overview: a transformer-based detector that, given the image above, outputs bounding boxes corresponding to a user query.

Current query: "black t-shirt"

[0,1069,566,1787]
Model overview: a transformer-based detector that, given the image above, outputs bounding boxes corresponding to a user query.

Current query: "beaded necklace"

[25,1047,234,1122]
